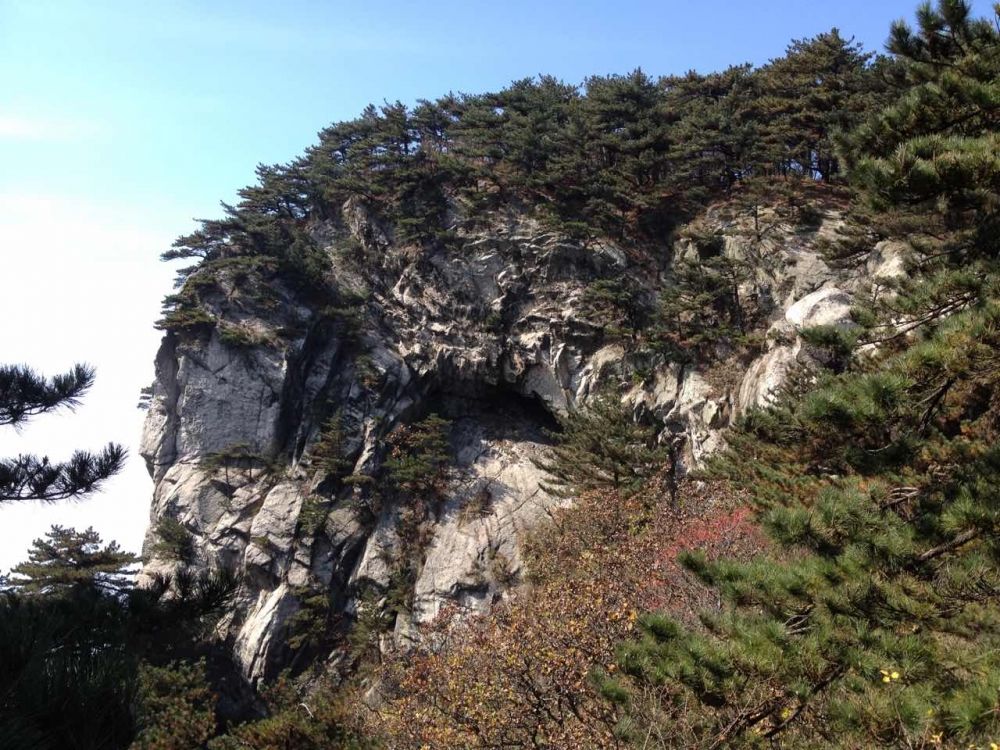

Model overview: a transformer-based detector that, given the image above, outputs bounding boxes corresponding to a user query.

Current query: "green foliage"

[0,555,236,750]
[579,277,648,338]
[132,660,216,750]
[23,5,990,746]
[318,304,366,342]
[752,29,879,180]
[201,442,280,487]
[0,363,126,504]
[6,525,138,597]
[217,321,271,349]
[613,304,1000,747]
[344,414,455,649]
[346,583,397,663]
[354,354,381,391]
[847,5,999,214]
[156,254,299,340]
[0,589,138,750]
[207,675,371,750]
[535,393,670,497]
[162,29,886,313]
[654,251,759,362]
[151,517,195,564]
[798,324,860,372]
[154,301,216,336]
[310,411,354,479]
[610,5,1000,746]
[382,413,451,497]
[841,0,1000,344]
[0,362,94,427]
[286,585,334,653]
[296,495,331,538]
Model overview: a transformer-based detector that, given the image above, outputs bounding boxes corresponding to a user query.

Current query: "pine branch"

[762,664,847,740]
[917,376,956,432]
[0,444,127,503]
[0,363,95,427]
[915,528,980,564]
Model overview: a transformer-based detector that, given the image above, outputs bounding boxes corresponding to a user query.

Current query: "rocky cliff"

[140,199,900,684]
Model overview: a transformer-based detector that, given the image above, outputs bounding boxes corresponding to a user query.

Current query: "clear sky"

[0,0,993,572]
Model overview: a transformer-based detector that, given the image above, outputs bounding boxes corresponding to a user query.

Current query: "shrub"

[297,495,331,537]
[365,479,760,747]
[310,411,354,479]
[133,660,216,750]
[155,304,216,336]
[217,321,271,349]
[151,518,195,564]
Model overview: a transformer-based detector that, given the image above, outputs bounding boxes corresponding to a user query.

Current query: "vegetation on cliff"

[363,2,1000,748]
[157,24,887,342]
[5,1,999,747]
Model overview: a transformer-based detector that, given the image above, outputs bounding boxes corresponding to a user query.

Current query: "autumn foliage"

[362,476,761,748]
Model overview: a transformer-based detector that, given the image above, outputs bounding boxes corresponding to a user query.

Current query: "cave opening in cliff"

[421,384,562,442]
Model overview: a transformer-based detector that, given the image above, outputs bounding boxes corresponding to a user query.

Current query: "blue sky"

[0,0,992,569]
[6,0,991,220]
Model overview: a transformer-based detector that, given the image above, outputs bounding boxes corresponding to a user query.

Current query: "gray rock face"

[785,287,855,330]
[140,205,885,683]
[738,343,801,412]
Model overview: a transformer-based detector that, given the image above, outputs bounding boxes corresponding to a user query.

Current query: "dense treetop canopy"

[158,27,891,335]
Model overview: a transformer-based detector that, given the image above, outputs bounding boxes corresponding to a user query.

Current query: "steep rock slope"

[140,201,892,683]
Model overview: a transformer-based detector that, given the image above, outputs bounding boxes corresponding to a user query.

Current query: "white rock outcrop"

[140,207,886,683]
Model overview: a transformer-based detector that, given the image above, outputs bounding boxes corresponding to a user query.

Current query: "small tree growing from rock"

[535,393,669,497]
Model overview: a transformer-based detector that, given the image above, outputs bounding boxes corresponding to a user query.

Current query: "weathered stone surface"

[738,342,801,413]
[672,369,729,465]
[234,584,298,682]
[140,207,881,683]
[785,286,855,330]
[868,239,910,281]
[408,412,560,630]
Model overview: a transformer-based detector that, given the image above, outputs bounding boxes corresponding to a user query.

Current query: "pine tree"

[151,28,902,313]
[131,660,217,750]
[0,589,137,749]
[661,65,758,197]
[0,549,236,749]
[0,364,125,503]
[311,410,355,480]
[578,69,674,237]
[535,394,670,497]
[579,277,648,338]
[654,246,758,363]
[607,4,1000,747]
[753,29,875,180]
[842,0,1000,340]
[383,413,451,497]
[6,525,138,597]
